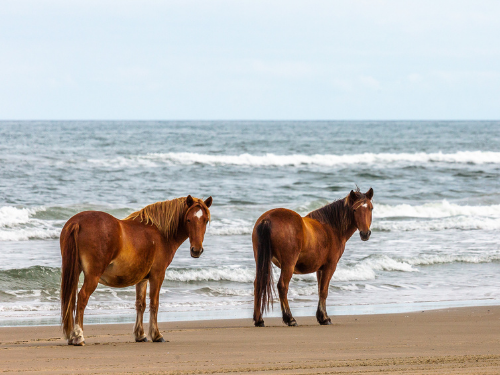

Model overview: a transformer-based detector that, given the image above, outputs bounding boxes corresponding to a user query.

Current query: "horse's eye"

[187,219,191,223]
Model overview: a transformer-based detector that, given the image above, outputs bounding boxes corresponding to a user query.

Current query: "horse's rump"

[258,208,305,249]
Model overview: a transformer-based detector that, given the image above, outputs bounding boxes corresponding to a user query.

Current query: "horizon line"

[0,119,499,122]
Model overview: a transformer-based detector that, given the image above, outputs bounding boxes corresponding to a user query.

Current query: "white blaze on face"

[194,209,203,219]
[362,203,368,208]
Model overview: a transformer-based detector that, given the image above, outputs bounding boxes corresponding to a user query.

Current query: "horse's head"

[185,195,213,258]
[348,188,374,241]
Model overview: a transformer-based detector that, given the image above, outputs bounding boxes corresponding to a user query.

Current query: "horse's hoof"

[153,337,165,342]
[320,319,332,325]
[255,321,265,327]
[74,340,85,346]
[288,319,298,327]
[136,337,148,342]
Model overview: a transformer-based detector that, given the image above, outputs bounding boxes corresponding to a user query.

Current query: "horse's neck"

[341,223,358,243]
[324,205,357,243]
[164,224,189,249]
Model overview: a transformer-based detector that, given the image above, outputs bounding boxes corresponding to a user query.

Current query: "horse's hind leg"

[316,267,335,325]
[134,279,148,342]
[71,274,99,346]
[278,266,297,326]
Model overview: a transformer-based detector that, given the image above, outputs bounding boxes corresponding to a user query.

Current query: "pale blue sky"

[1,1,499,120]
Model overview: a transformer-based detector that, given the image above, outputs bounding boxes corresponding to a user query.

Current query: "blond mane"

[124,197,211,239]
[125,197,187,239]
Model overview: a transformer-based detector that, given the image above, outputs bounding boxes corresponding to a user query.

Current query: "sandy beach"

[1,305,499,374]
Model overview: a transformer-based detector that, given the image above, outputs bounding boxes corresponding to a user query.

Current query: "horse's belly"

[99,261,151,288]
[294,262,319,275]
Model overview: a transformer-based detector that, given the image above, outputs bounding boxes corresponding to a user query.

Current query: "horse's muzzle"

[360,230,371,241]
[190,247,204,258]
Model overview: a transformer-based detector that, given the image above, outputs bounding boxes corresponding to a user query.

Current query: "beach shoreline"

[1,305,499,374]
[2,298,500,328]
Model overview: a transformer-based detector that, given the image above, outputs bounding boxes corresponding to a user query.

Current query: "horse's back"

[62,211,121,242]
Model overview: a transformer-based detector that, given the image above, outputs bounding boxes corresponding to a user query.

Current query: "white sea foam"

[0,228,60,241]
[0,303,59,312]
[374,217,500,231]
[163,256,418,285]
[0,206,43,227]
[338,256,417,280]
[372,200,500,231]
[162,252,500,286]
[0,206,62,241]
[164,267,255,283]
[4,290,42,298]
[406,253,500,266]
[204,287,253,297]
[87,151,500,169]
[144,151,500,166]
[208,219,253,236]
[375,201,500,219]
[371,201,500,231]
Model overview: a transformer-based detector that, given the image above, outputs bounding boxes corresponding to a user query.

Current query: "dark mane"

[306,199,353,236]
[306,188,366,235]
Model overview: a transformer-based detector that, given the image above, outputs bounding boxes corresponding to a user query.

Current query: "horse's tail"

[253,219,275,322]
[60,223,80,339]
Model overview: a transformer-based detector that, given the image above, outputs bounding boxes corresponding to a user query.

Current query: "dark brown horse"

[252,188,373,327]
[60,195,212,345]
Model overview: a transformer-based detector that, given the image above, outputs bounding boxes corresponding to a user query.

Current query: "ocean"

[1,121,499,327]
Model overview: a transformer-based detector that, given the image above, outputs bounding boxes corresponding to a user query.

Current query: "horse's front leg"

[134,279,148,342]
[71,274,99,346]
[148,276,165,342]
[316,265,336,325]
[278,266,297,326]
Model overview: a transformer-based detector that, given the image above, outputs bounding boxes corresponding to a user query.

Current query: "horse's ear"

[349,190,358,205]
[365,188,374,200]
[186,195,194,207]
[204,196,213,208]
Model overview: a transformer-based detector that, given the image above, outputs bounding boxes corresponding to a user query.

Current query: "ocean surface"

[1,121,499,327]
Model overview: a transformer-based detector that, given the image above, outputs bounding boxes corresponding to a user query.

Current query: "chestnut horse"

[252,188,373,327]
[60,195,212,345]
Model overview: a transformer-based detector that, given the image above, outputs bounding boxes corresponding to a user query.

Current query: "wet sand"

[1,305,499,374]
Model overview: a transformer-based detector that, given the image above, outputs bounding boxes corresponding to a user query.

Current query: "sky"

[0,1,499,120]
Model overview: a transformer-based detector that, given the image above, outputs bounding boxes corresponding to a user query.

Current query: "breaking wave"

[88,151,500,168]
[374,217,500,231]
[372,200,500,231]
[208,219,253,236]
[375,201,500,219]
[0,205,133,241]
[0,206,60,241]
[162,253,499,285]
